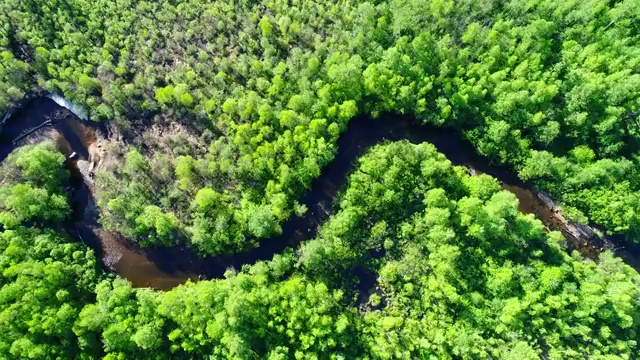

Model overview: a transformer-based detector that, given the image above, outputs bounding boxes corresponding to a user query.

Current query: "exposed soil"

[1,97,638,291]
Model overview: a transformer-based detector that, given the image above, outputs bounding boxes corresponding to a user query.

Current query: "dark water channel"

[2,98,639,291]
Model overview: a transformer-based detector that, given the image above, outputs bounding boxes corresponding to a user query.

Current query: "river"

[1,96,638,290]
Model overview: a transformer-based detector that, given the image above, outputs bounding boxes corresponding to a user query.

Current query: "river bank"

[1,96,638,291]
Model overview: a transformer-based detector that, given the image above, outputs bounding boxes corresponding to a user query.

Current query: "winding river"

[2,96,639,290]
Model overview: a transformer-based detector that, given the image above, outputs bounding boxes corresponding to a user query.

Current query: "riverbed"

[1,96,638,290]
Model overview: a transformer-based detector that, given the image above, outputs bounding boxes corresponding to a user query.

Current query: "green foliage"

[0,183,69,227]
[0,50,31,115]
[134,205,179,246]
[0,139,639,359]
[1,0,640,358]
[0,227,101,359]
[301,142,640,359]
[72,259,360,359]
[1,142,69,193]
[0,142,70,226]
[0,144,102,359]
[4,0,636,249]
[242,202,281,239]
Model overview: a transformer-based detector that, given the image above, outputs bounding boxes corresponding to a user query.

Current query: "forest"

[0,0,639,358]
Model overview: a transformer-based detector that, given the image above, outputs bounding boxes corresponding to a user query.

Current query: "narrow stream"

[1,98,638,290]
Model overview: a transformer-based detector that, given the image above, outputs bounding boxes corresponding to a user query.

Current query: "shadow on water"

[2,100,639,291]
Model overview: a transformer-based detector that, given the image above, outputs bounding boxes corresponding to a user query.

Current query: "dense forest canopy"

[1,0,640,358]
[1,0,639,253]
[2,141,639,359]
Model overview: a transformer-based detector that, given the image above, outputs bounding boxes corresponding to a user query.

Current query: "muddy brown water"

[1,98,639,291]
